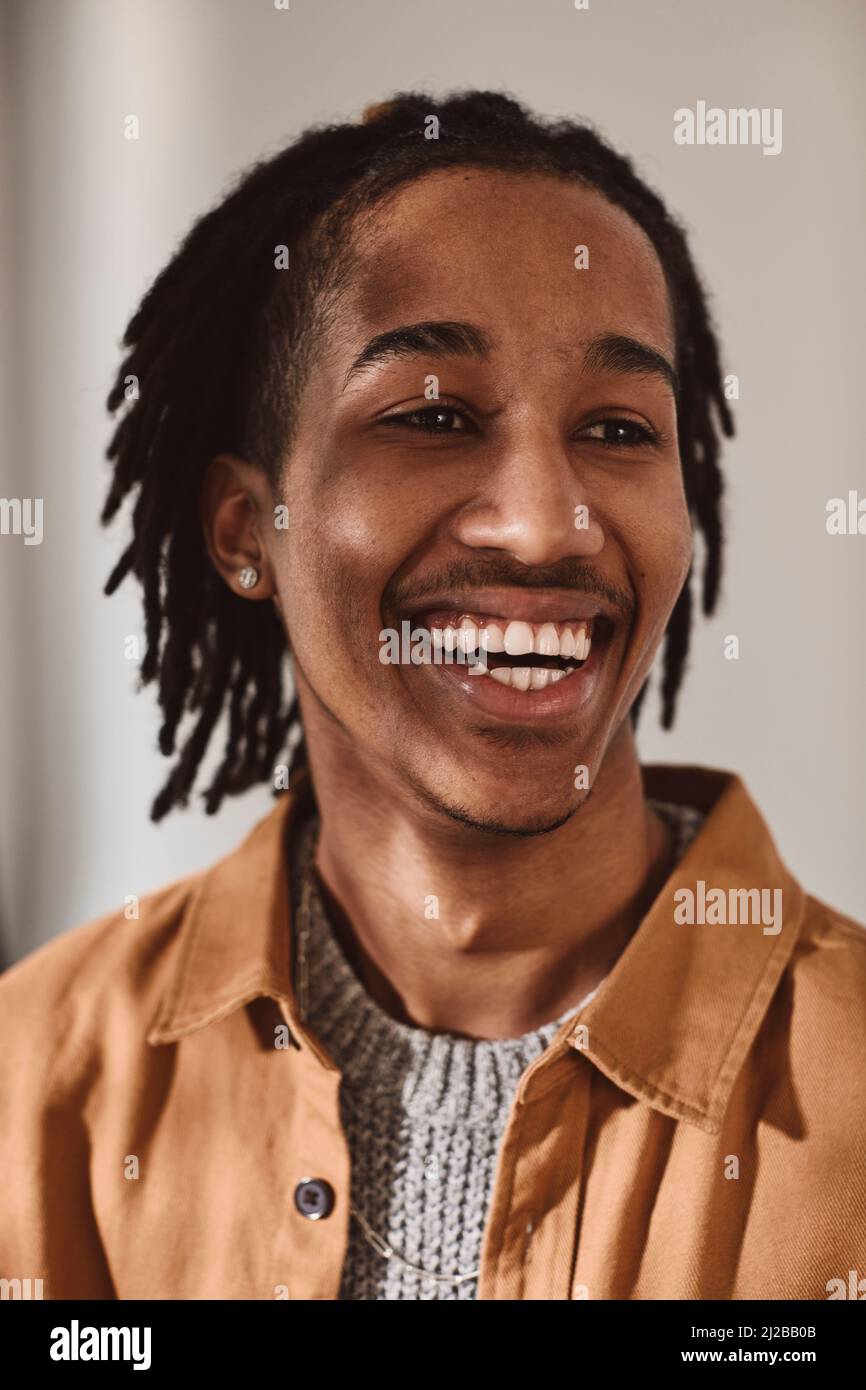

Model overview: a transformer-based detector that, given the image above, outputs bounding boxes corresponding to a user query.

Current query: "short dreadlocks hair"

[102,88,734,821]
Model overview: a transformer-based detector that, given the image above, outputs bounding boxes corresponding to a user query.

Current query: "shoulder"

[792,892,866,1000]
[0,870,205,1078]
[0,786,298,1083]
[770,894,866,1119]
[0,864,222,1296]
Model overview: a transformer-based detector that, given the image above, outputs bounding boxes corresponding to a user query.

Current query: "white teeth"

[458,618,477,653]
[426,616,593,681]
[427,618,591,651]
[504,620,534,655]
[481,622,505,653]
[535,623,560,657]
[487,665,571,691]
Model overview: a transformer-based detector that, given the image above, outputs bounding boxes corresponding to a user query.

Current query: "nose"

[452,427,604,568]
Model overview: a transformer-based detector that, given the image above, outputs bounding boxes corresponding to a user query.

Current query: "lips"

[420,613,592,691]
[397,589,617,720]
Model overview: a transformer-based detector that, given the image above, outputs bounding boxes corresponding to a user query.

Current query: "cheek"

[647,492,693,605]
[639,483,695,625]
[608,470,693,621]
[273,469,417,661]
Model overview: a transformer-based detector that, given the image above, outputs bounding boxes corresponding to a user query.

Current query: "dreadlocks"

[102,88,734,820]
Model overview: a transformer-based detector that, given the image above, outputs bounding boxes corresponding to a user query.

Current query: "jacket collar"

[146,779,308,1047]
[148,764,805,1134]
[567,764,805,1133]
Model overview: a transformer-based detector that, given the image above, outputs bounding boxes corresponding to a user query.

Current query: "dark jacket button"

[294,1178,335,1220]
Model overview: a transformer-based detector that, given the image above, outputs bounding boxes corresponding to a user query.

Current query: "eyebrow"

[342,320,493,391]
[342,319,678,396]
[583,333,679,397]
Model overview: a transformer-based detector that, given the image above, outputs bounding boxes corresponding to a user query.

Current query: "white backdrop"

[1,0,864,965]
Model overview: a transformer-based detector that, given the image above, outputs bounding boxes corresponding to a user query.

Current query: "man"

[1,89,864,1301]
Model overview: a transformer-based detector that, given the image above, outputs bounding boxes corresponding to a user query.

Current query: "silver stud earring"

[238,565,259,590]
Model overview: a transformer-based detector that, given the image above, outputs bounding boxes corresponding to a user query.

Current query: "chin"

[444,799,581,838]
[409,772,588,838]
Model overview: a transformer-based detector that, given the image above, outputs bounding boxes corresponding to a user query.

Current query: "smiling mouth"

[413,611,613,692]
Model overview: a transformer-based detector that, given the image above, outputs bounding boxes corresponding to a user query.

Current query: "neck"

[305,723,673,1040]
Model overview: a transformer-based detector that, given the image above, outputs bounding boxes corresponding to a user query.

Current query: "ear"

[200,453,277,600]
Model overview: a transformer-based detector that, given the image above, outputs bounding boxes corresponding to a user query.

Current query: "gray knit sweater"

[290,799,704,1301]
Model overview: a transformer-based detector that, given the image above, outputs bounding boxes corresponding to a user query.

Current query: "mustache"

[388,559,635,620]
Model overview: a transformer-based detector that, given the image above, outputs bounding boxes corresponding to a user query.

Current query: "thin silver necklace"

[349,1200,480,1287]
[294,821,481,1290]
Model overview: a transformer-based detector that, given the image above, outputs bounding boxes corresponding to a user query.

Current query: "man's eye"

[381,405,471,433]
[580,418,658,447]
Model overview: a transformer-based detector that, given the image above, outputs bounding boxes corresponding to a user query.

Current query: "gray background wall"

[1,0,864,965]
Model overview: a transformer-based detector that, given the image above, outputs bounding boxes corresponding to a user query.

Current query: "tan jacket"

[1,764,864,1300]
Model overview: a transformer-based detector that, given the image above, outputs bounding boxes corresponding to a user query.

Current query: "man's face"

[271,167,692,833]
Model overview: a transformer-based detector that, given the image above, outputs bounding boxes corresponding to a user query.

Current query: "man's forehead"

[327,168,675,362]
